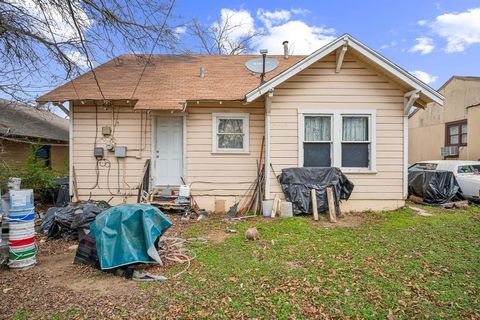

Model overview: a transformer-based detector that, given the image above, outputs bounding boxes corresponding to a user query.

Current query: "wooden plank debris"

[326,186,337,223]
[311,189,318,221]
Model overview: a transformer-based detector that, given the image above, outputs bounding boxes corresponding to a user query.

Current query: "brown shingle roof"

[37,54,305,110]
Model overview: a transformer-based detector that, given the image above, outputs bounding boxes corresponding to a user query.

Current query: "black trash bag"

[279,167,354,215]
[408,170,464,204]
[55,177,70,207]
[40,201,110,240]
[41,206,77,240]
[71,203,103,230]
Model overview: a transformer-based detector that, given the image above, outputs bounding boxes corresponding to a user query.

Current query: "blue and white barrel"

[8,189,36,269]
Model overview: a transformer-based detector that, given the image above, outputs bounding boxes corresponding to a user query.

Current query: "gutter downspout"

[68,101,74,200]
[264,89,274,200]
[403,89,420,199]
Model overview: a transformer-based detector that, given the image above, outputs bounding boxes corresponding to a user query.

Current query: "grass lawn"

[154,205,480,319]
[5,204,480,319]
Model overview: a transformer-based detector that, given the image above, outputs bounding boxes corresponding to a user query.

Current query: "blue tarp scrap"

[90,204,173,270]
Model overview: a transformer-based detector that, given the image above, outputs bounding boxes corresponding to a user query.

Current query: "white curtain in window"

[305,116,330,141]
[342,117,368,141]
[217,118,244,149]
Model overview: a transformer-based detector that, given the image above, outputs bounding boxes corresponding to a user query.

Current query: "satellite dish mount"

[245,51,279,84]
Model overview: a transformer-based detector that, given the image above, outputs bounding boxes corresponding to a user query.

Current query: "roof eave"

[245,34,444,106]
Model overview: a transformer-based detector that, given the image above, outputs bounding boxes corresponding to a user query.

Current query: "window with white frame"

[341,115,370,168]
[300,110,376,171]
[303,115,332,167]
[212,113,249,153]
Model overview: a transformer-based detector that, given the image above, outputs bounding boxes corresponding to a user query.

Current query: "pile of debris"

[408,170,468,208]
[147,184,207,220]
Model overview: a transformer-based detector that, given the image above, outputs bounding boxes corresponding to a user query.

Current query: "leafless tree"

[187,11,262,55]
[0,0,178,103]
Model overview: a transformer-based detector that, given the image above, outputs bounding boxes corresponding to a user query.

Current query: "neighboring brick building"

[0,99,69,174]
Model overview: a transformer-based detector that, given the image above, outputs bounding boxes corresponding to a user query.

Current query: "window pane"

[218,119,243,134]
[342,143,369,168]
[342,117,368,141]
[304,143,331,167]
[305,116,330,141]
[461,133,467,144]
[218,134,244,149]
[461,124,467,134]
[450,135,459,145]
[449,126,459,135]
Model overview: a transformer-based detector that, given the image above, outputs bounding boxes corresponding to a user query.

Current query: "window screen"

[303,116,331,167]
[341,116,369,168]
[217,118,244,150]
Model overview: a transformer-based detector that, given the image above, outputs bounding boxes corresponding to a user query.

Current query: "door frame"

[150,112,187,187]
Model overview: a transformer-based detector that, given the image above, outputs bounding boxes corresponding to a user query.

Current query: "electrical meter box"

[115,146,127,158]
[94,147,104,158]
[102,126,112,136]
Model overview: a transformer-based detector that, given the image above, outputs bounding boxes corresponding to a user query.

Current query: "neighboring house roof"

[0,99,69,143]
[409,75,480,118]
[37,54,304,110]
[246,34,443,105]
[437,75,480,91]
[37,34,443,109]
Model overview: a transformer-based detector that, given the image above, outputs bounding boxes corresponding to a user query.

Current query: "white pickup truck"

[409,160,480,201]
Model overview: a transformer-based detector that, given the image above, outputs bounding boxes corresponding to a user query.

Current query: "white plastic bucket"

[8,256,36,269]
[179,185,190,197]
[7,178,21,190]
[8,222,35,240]
[281,202,293,217]
[262,200,273,218]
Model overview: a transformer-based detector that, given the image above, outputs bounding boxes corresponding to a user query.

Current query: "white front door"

[155,116,183,186]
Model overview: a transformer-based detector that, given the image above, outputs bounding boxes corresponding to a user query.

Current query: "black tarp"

[408,170,464,204]
[40,201,110,240]
[279,167,354,215]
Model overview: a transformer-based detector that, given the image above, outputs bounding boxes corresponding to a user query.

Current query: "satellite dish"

[245,57,279,73]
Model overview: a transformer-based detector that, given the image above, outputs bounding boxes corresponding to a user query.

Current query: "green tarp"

[90,204,172,270]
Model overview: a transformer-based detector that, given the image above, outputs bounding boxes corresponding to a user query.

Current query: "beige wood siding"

[269,52,406,203]
[186,103,265,201]
[72,103,151,202]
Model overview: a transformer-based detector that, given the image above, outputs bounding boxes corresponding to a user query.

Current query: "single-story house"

[37,34,443,212]
[409,76,480,163]
[0,99,69,174]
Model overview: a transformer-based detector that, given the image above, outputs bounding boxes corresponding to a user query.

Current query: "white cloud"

[410,70,438,84]
[409,37,435,54]
[430,8,480,52]
[14,0,90,43]
[257,9,291,27]
[13,0,91,69]
[212,8,256,53]
[212,8,336,55]
[65,51,89,69]
[380,41,397,50]
[175,26,187,35]
[257,20,335,54]
[417,20,427,26]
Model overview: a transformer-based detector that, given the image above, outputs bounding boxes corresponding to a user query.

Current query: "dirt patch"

[317,213,367,228]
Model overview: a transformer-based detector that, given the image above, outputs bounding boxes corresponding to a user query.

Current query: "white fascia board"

[245,34,444,106]
[347,38,444,105]
[245,37,346,102]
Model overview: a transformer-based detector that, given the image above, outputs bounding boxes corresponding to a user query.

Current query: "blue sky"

[8,0,480,108]
[172,0,480,89]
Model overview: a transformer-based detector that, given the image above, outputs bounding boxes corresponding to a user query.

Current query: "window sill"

[341,168,377,174]
[211,151,250,155]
